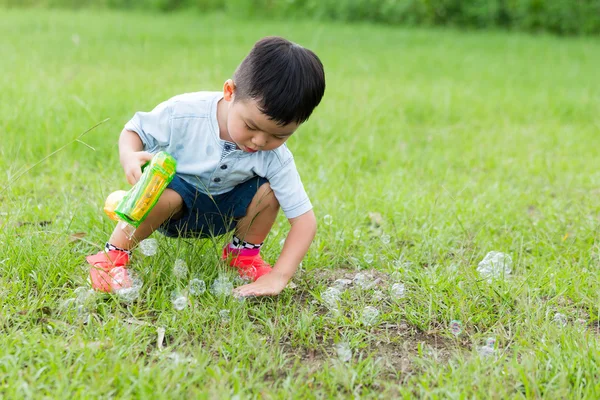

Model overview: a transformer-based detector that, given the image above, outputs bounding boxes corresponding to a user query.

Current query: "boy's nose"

[252,135,266,147]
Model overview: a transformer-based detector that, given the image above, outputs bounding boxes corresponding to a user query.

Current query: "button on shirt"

[123,91,312,219]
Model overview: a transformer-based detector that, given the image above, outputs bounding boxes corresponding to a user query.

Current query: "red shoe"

[222,247,272,281]
[86,250,132,292]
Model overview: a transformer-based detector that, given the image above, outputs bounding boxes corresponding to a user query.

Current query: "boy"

[87,36,326,297]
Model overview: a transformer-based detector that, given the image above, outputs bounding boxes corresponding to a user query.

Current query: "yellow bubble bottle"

[104,151,177,238]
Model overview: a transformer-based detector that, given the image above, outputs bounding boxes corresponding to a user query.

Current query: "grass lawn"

[1,7,600,398]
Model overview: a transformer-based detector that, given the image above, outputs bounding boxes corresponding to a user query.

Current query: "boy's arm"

[121,99,173,184]
[233,210,317,297]
[119,129,144,156]
[119,129,154,185]
[275,209,317,279]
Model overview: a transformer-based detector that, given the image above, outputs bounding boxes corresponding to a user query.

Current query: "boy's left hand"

[233,270,289,297]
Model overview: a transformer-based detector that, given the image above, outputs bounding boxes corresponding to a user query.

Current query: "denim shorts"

[158,175,269,238]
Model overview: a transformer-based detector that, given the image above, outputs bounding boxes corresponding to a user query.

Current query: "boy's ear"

[223,79,236,101]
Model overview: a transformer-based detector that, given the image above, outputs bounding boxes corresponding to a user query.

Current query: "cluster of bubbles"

[320,270,407,326]
[320,215,394,247]
[449,319,498,358]
[104,238,162,303]
[170,274,237,310]
[105,235,529,368]
[136,240,240,309]
[115,271,144,303]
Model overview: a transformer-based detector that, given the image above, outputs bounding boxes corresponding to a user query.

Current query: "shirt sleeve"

[123,100,173,152]
[266,152,313,219]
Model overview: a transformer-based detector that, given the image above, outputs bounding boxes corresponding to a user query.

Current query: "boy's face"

[223,80,299,153]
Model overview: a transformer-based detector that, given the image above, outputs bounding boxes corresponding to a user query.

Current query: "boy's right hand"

[121,151,154,185]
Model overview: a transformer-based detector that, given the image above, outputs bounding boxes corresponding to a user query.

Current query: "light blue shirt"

[124,91,312,219]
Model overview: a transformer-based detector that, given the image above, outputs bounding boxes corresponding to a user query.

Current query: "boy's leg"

[108,188,184,250]
[88,189,184,292]
[234,182,279,245]
[224,183,279,280]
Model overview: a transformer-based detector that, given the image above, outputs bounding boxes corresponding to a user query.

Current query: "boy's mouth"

[244,146,258,153]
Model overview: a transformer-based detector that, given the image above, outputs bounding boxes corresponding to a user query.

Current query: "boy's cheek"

[230,126,247,142]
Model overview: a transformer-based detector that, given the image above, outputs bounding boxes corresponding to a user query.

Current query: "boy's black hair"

[233,36,326,126]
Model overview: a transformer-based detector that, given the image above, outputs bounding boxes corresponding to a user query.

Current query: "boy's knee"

[156,188,184,217]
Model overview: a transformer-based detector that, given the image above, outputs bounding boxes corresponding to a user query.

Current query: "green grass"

[1,7,600,398]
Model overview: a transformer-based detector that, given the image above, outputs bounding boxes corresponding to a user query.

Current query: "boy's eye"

[245,123,256,131]
[274,136,286,140]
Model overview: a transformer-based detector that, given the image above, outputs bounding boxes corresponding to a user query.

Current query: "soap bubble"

[353,273,375,289]
[287,281,298,289]
[477,251,512,281]
[233,293,247,303]
[219,309,231,323]
[163,352,197,365]
[372,290,384,302]
[138,239,158,256]
[173,259,188,279]
[210,275,233,297]
[232,276,246,286]
[76,304,90,322]
[60,298,76,311]
[68,287,96,321]
[110,267,130,289]
[381,235,391,244]
[74,286,94,305]
[478,337,496,358]
[336,342,352,362]
[353,229,361,239]
[450,320,462,336]
[553,312,567,327]
[361,306,380,326]
[363,253,374,264]
[478,345,495,358]
[188,278,206,296]
[171,291,188,311]
[323,215,333,226]
[115,271,143,303]
[172,297,187,311]
[239,266,257,282]
[332,278,352,290]
[391,283,406,299]
[322,287,342,310]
